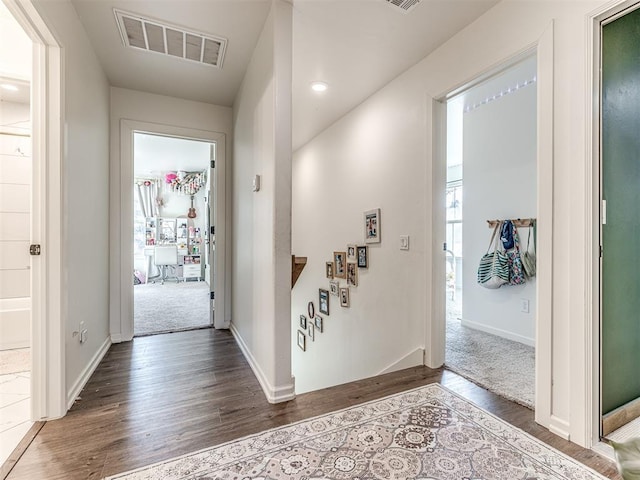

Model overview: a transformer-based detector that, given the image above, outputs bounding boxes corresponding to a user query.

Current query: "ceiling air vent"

[114,9,227,68]
[383,0,422,13]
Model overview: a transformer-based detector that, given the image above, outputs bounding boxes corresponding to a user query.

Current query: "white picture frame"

[364,208,381,244]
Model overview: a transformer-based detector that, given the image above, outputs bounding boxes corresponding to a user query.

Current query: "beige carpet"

[134,281,211,336]
[0,348,30,375]
[104,384,608,480]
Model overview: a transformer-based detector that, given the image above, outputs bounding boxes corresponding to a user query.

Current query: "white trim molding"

[66,337,111,410]
[379,348,425,375]
[534,21,554,431]
[460,319,535,347]
[230,323,296,404]
[110,119,228,341]
[4,0,66,421]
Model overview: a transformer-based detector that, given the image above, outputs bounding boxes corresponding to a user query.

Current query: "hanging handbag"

[521,220,536,278]
[506,223,526,285]
[477,222,510,289]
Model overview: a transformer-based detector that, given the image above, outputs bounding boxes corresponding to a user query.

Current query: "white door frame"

[586,0,640,449]
[112,120,227,341]
[428,25,555,431]
[4,0,66,419]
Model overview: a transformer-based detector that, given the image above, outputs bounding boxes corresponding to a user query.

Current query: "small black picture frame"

[299,314,307,330]
[319,288,330,315]
[357,245,368,268]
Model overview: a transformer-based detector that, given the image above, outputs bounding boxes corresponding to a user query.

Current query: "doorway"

[443,55,538,409]
[600,2,640,443]
[133,132,214,336]
[0,1,33,465]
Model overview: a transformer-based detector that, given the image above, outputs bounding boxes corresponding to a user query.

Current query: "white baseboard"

[549,415,571,440]
[460,318,535,347]
[0,340,29,350]
[378,348,425,375]
[230,323,296,404]
[66,336,111,410]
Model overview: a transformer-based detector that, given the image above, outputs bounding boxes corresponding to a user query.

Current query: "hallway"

[3,329,620,480]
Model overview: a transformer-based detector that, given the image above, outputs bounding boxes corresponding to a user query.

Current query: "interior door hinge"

[29,244,41,256]
[210,291,215,300]
[442,242,447,251]
[210,160,215,168]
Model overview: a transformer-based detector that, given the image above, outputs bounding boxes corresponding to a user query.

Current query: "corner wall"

[231,0,294,403]
[32,0,111,407]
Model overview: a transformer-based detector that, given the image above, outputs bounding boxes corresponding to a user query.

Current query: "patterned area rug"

[104,384,607,480]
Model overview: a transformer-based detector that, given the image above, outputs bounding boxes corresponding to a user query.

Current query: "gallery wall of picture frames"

[297,208,381,352]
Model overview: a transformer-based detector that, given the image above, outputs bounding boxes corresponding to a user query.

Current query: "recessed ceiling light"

[311,82,328,92]
[1,84,19,91]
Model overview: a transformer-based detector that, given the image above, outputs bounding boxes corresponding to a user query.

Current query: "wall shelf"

[291,255,307,289]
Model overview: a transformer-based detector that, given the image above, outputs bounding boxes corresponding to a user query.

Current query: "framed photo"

[340,287,350,307]
[347,262,358,287]
[325,261,334,279]
[299,314,307,330]
[319,288,330,315]
[364,208,381,244]
[329,280,339,296]
[347,244,357,262]
[297,330,306,351]
[308,301,315,319]
[308,323,315,341]
[314,315,323,333]
[333,251,347,278]
[357,245,368,268]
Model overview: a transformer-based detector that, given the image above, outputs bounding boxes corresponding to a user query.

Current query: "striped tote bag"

[477,221,510,289]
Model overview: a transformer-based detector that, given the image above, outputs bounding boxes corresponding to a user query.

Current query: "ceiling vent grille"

[383,0,422,13]
[114,9,227,68]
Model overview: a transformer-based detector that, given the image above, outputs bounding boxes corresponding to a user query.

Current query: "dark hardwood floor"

[4,328,621,479]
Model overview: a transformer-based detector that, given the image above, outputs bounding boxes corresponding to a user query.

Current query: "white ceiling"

[134,132,211,178]
[0,1,31,104]
[70,0,499,150]
[70,0,272,107]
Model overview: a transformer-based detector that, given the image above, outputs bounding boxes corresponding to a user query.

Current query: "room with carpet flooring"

[133,281,211,336]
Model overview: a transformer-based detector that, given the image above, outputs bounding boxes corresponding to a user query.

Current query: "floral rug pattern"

[105,384,606,480]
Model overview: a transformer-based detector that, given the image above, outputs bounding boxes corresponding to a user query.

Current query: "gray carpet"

[134,281,211,336]
[445,295,535,409]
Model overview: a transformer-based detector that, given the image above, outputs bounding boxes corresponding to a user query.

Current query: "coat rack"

[487,218,536,229]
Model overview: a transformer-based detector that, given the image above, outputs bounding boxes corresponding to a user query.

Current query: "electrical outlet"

[80,329,88,343]
[400,235,410,250]
[520,299,530,313]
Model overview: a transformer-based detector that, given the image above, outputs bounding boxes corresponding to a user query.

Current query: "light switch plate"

[400,235,409,250]
[252,175,261,192]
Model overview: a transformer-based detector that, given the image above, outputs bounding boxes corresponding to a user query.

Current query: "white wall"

[292,0,606,446]
[32,0,111,405]
[109,87,233,339]
[291,84,428,394]
[232,0,294,403]
[0,102,31,350]
[462,76,537,346]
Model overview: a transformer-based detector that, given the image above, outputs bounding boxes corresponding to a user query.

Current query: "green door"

[602,6,640,416]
